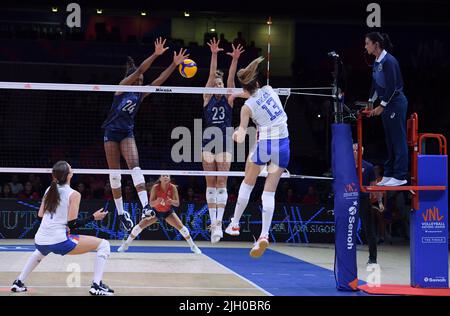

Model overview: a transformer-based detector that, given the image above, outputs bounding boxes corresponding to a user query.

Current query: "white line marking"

[1,285,258,290]
[201,254,273,296]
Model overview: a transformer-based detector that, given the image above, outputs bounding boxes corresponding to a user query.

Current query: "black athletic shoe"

[89,281,114,296]
[99,281,114,294]
[367,258,378,265]
[142,204,156,219]
[118,211,133,232]
[11,279,27,292]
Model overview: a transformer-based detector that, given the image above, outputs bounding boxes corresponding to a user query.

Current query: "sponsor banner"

[332,123,359,291]
[411,155,448,288]
[0,199,340,243]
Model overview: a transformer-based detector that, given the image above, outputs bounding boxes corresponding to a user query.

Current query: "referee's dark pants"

[360,194,377,262]
[381,92,408,180]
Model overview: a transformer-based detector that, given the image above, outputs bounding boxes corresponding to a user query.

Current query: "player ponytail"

[125,56,137,77]
[43,161,71,214]
[380,33,394,52]
[237,56,264,94]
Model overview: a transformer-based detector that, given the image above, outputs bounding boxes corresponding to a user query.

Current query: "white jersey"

[244,85,289,140]
[35,184,75,245]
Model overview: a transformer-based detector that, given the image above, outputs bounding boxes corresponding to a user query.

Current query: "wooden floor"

[1,239,449,296]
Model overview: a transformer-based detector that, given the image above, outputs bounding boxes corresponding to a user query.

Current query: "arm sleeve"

[67,214,95,230]
[380,59,397,107]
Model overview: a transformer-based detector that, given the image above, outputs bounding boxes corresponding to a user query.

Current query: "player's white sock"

[217,207,225,223]
[185,237,195,247]
[127,225,143,244]
[93,240,110,285]
[231,182,254,225]
[209,207,217,224]
[261,191,275,238]
[216,188,228,222]
[114,197,125,215]
[206,187,217,224]
[137,190,149,208]
[18,250,45,282]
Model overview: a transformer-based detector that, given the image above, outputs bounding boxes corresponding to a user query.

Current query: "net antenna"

[266,16,272,86]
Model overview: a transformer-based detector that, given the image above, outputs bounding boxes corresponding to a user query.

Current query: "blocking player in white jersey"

[225,57,290,258]
[10,161,113,296]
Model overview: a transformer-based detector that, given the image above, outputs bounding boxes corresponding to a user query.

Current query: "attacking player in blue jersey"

[202,37,244,244]
[102,37,189,231]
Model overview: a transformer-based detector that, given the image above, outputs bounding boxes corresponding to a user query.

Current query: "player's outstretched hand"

[173,48,190,65]
[154,37,169,56]
[227,43,245,59]
[207,37,224,54]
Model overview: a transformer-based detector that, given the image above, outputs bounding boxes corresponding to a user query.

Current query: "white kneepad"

[179,226,190,238]
[206,187,217,204]
[216,188,228,205]
[131,167,145,186]
[97,239,110,259]
[261,191,275,212]
[109,173,121,189]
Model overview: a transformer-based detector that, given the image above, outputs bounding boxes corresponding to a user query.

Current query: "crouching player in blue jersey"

[225,57,290,258]
[102,37,189,231]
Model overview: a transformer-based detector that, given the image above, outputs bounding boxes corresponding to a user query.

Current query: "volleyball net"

[0,81,336,205]
[0,81,333,173]
[0,81,337,241]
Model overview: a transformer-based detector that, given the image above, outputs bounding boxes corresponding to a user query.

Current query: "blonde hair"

[237,56,264,93]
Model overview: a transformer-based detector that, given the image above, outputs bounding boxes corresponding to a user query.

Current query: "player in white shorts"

[10,161,112,296]
[225,57,290,258]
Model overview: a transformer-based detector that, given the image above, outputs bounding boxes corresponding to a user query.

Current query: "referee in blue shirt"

[365,32,408,187]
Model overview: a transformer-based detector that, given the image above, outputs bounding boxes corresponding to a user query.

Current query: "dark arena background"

[0,0,449,302]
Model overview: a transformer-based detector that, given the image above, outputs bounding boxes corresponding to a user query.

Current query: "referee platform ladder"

[357,112,448,288]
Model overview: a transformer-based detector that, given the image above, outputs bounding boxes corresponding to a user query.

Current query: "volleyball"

[179,59,197,78]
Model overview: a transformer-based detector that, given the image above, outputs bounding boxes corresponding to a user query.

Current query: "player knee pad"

[178,226,190,238]
[238,182,254,200]
[96,239,110,260]
[109,172,121,189]
[216,188,228,205]
[206,187,217,204]
[131,225,143,237]
[262,191,275,213]
[131,167,145,186]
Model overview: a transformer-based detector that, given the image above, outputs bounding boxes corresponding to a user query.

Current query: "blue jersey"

[370,51,404,106]
[203,95,232,131]
[102,92,143,131]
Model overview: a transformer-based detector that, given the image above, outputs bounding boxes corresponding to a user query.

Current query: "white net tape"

[0,167,333,180]
[0,81,334,180]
